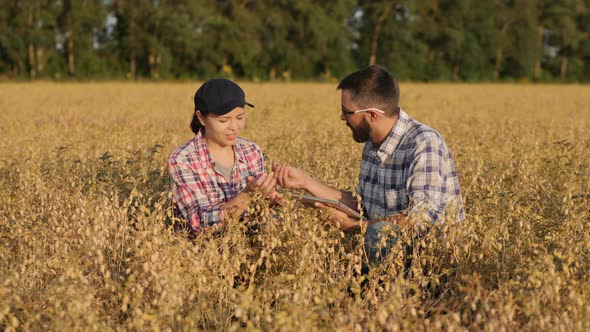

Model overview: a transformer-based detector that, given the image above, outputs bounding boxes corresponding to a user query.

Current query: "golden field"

[0,82,589,331]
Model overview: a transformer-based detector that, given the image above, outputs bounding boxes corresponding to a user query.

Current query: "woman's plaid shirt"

[168,132,265,233]
[357,109,465,223]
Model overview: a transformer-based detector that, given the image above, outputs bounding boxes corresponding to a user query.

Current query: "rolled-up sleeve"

[168,159,224,232]
[406,134,448,224]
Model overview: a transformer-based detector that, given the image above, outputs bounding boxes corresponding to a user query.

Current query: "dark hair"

[190,110,208,135]
[337,65,400,116]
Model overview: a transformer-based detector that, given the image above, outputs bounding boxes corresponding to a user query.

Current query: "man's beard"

[348,120,370,143]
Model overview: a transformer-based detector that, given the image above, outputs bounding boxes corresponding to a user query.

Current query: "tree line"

[1,0,589,82]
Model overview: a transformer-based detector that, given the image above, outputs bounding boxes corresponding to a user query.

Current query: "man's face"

[340,90,370,143]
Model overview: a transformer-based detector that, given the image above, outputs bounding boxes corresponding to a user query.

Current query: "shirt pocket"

[384,188,409,214]
[378,164,406,191]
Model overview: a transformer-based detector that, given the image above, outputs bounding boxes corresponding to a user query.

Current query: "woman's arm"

[168,159,225,232]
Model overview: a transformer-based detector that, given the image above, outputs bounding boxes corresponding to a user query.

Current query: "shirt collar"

[234,141,248,165]
[193,130,246,167]
[373,108,410,162]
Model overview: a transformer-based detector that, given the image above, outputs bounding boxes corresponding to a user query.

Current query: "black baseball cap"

[194,78,254,115]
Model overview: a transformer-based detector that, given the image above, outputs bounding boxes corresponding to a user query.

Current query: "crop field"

[1,82,589,331]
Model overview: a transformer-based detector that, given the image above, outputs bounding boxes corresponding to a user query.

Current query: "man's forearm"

[303,176,361,211]
[302,175,342,201]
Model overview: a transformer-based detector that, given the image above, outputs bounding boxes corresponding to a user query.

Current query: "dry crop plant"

[0,82,589,331]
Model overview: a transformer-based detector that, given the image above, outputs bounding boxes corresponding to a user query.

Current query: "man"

[272,65,464,264]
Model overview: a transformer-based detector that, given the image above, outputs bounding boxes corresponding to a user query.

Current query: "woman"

[168,78,278,234]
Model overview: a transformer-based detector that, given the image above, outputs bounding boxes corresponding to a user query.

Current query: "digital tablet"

[291,194,365,220]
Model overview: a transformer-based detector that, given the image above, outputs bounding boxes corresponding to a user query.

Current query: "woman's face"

[198,106,246,147]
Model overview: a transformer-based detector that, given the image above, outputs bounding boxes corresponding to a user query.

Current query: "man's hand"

[245,172,277,198]
[314,202,361,232]
[272,161,309,190]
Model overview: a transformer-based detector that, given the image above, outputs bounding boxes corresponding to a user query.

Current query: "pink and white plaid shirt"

[168,131,265,233]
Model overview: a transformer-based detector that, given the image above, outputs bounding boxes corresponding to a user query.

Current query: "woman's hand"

[245,172,277,198]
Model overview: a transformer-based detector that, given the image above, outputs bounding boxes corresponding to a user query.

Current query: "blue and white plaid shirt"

[356,109,464,223]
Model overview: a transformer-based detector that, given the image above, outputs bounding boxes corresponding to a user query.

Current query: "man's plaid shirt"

[168,131,265,233]
[357,109,464,223]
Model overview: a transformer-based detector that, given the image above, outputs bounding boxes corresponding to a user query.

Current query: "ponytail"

[190,110,207,135]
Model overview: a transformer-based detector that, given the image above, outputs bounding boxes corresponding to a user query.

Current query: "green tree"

[543,0,578,80]
[572,0,590,80]
[499,0,538,80]
[530,0,579,80]
[0,1,28,76]
[355,1,433,80]
[490,0,517,80]
[112,0,149,78]
[245,0,356,80]
[0,0,58,79]
[57,0,105,78]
